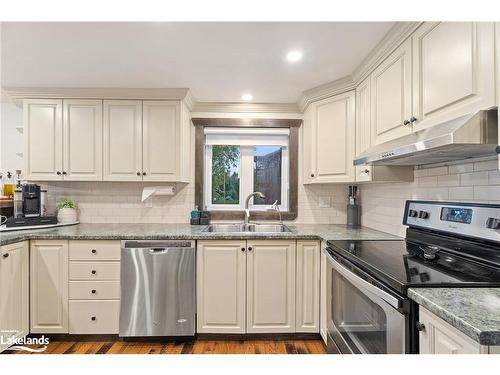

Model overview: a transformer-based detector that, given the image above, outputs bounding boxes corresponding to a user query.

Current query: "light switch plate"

[319,196,331,208]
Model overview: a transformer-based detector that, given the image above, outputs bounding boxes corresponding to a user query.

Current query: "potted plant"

[57,199,78,223]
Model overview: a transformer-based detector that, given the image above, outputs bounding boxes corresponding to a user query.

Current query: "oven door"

[324,248,407,354]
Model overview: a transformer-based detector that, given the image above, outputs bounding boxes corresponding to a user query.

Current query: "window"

[204,128,289,211]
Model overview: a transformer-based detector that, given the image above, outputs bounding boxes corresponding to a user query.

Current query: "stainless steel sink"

[202,223,291,233]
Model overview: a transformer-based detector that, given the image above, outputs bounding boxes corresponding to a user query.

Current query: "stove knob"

[418,211,429,219]
[408,209,418,218]
[486,217,500,230]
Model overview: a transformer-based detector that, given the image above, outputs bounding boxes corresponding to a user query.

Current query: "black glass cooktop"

[327,239,500,295]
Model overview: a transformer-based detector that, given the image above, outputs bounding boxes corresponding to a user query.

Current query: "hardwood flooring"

[3,339,326,354]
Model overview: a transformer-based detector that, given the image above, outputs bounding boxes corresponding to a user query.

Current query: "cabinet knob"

[62,171,67,175]
[3,253,9,258]
[403,119,410,126]
[310,174,315,178]
[410,116,418,123]
[91,270,97,275]
[363,169,370,175]
[248,246,253,251]
[142,172,146,176]
[137,172,141,176]
[91,249,97,254]
[91,289,96,294]
[416,322,426,332]
[241,247,246,252]
[91,316,96,321]
[56,171,62,175]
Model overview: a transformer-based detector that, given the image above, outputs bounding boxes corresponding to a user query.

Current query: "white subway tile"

[449,163,474,174]
[474,159,498,172]
[474,186,500,201]
[427,166,448,176]
[460,171,489,186]
[449,187,474,200]
[437,175,460,187]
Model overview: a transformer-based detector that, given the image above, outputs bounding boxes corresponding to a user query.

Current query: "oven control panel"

[404,200,500,243]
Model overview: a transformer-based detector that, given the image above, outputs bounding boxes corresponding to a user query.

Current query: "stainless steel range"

[325,200,500,354]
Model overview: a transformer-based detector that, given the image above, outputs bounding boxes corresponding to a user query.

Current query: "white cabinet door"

[30,240,69,333]
[419,307,480,354]
[63,100,103,181]
[196,240,246,333]
[355,77,373,182]
[103,100,143,181]
[296,240,320,333]
[0,242,29,353]
[142,101,180,181]
[23,99,63,180]
[371,38,412,145]
[246,240,296,333]
[412,22,495,132]
[305,91,356,184]
[319,244,328,344]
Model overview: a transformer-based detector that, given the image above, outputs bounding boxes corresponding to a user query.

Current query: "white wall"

[361,157,500,237]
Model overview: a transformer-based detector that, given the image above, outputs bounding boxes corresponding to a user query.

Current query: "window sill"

[207,210,297,221]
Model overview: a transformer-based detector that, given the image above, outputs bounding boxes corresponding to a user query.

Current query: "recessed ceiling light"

[241,93,253,101]
[286,50,303,63]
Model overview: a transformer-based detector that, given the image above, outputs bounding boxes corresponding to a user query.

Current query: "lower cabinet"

[419,307,495,354]
[319,241,328,344]
[30,240,69,333]
[0,241,29,352]
[197,239,319,334]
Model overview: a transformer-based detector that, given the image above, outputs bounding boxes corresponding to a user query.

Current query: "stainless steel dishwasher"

[119,240,195,337]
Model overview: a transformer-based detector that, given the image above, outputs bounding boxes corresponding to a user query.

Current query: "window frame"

[204,143,289,211]
[192,118,301,221]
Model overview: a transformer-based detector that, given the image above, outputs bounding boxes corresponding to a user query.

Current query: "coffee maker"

[6,184,57,227]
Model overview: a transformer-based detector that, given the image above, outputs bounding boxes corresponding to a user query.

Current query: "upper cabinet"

[103,100,143,181]
[23,97,191,183]
[370,38,413,146]
[24,99,102,181]
[303,91,356,184]
[411,22,495,132]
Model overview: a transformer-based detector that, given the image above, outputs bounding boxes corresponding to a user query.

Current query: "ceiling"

[1,22,394,103]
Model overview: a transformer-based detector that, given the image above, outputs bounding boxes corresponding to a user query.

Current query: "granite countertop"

[409,288,500,346]
[0,223,400,246]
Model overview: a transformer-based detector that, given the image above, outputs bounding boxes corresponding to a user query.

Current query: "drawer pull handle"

[91,289,96,294]
[91,249,97,254]
[91,316,96,321]
[91,270,97,275]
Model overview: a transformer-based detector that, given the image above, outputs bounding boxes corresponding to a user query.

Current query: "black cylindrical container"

[347,204,360,227]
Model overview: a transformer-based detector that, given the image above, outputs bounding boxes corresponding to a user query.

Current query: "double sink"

[202,223,291,233]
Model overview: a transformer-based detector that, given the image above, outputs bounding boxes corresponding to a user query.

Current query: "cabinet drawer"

[69,261,120,280]
[69,300,119,334]
[69,281,120,300]
[69,240,120,261]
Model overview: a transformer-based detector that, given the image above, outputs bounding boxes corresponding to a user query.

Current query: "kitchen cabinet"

[419,307,481,354]
[355,77,413,183]
[63,100,103,180]
[103,100,143,181]
[296,240,320,333]
[103,100,191,182]
[23,99,63,180]
[247,240,296,333]
[319,242,328,344]
[370,38,412,146]
[24,99,103,181]
[411,22,495,132]
[0,242,29,353]
[303,91,356,184]
[197,239,301,334]
[196,240,247,334]
[30,240,69,333]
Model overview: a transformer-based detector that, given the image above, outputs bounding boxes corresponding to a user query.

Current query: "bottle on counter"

[2,172,15,198]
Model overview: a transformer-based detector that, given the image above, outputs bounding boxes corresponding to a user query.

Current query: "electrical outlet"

[318,196,331,208]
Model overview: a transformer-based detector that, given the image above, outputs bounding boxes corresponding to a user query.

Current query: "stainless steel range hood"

[354,108,498,166]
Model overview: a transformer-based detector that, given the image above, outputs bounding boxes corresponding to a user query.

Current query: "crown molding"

[297,22,423,112]
[192,101,300,114]
[3,87,192,105]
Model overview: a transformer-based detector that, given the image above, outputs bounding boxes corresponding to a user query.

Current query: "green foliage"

[57,199,78,210]
[212,145,240,204]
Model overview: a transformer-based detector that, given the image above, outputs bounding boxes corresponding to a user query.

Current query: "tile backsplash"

[361,157,500,237]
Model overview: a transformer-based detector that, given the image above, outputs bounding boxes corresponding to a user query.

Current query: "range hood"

[354,108,499,166]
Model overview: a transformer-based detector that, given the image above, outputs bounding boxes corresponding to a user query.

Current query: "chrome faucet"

[244,192,266,224]
[270,200,283,225]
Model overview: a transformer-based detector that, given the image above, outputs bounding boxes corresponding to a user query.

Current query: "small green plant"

[57,199,78,210]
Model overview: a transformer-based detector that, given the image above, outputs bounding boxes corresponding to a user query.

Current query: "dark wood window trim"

[193,118,301,221]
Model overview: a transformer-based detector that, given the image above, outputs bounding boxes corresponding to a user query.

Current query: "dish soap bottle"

[3,172,15,198]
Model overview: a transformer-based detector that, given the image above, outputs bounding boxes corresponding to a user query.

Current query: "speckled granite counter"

[0,223,399,246]
[409,288,500,346]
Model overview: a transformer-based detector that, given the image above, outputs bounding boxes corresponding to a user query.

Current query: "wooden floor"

[4,339,326,354]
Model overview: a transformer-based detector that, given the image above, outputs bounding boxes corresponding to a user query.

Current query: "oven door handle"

[324,249,401,309]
